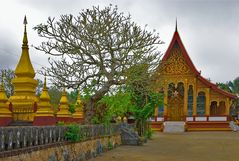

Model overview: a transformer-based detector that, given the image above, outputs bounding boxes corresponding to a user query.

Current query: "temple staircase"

[120,123,142,145]
[163,121,185,133]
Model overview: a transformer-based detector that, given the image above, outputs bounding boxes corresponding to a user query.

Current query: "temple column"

[183,79,188,118]
[163,84,168,121]
[225,98,230,115]
[205,88,210,116]
[154,106,158,121]
[192,79,197,117]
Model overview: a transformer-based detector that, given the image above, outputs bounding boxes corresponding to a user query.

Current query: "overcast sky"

[0,0,239,84]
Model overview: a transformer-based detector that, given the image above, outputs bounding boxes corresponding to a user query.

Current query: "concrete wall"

[0,124,121,160]
[0,134,121,161]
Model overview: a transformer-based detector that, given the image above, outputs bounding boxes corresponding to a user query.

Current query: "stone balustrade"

[0,124,121,152]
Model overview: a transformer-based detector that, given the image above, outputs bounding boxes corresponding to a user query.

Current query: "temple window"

[188,85,193,116]
[177,82,184,97]
[197,91,206,116]
[168,83,175,98]
[158,104,164,117]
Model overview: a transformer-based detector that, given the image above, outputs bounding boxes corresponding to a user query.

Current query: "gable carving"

[160,45,192,75]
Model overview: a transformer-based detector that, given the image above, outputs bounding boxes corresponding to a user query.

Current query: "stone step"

[163,121,185,133]
[8,121,33,126]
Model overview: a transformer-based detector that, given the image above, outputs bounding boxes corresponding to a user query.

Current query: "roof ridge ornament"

[175,17,178,32]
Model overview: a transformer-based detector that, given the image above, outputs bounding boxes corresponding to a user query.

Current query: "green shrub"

[57,121,65,126]
[145,128,153,139]
[108,141,113,150]
[64,124,82,142]
[69,104,76,113]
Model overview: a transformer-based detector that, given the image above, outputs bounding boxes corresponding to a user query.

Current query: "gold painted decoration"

[160,46,192,75]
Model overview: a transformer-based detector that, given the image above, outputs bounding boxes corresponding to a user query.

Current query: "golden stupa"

[72,89,84,121]
[9,16,38,121]
[56,87,72,122]
[33,75,55,125]
[0,73,12,125]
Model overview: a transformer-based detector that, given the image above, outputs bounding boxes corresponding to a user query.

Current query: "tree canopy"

[34,5,163,123]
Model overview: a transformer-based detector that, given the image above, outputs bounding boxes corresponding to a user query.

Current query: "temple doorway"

[210,101,226,115]
[167,82,184,121]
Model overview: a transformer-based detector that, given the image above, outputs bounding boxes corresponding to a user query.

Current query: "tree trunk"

[84,83,112,124]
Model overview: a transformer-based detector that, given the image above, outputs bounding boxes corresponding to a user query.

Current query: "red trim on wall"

[56,117,73,123]
[72,118,84,124]
[0,117,12,126]
[33,116,56,126]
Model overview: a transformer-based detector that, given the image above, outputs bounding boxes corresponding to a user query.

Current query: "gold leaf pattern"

[161,46,192,75]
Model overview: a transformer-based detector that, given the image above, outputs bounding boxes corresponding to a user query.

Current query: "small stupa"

[72,89,84,123]
[33,75,55,125]
[0,72,12,126]
[56,87,72,123]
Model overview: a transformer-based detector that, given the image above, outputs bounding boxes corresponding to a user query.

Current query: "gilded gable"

[160,42,192,75]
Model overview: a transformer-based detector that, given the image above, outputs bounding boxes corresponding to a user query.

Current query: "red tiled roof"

[162,30,237,99]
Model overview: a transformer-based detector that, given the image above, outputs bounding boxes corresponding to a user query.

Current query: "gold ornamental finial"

[43,72,47,89]
[77,87,81,100]
[23,15,28,25]
[23,15,28,46]
[76,88,82,107]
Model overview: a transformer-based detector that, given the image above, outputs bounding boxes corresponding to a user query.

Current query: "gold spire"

[23,15,28,46]
[35,75,53,117]
[15,16,35,78]
[60,88,68,105]
[43,73,47,89]
[73,88,84,119]
[57,87,72,117]
[9,16,38,122]
[39,75,50,101]
[76,89,82,107]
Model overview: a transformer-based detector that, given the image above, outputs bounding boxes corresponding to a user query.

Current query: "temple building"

[151,24,237,131]
[0,17,84,126]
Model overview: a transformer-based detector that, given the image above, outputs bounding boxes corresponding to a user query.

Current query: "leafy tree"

[0,69,14,97]
[48,86,62,112]
[126,64,163,136]
[217,77,239,95]
[217,78,239,117]
[34,5,162,123]
[67,89,78,104]
[227,78,239,95]
[92,63,163,136]
[93,90,135,124]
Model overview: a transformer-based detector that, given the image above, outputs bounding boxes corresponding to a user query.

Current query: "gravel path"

[90,132,239,161]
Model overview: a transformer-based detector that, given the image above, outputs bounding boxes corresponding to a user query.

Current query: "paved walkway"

[91,132,239,161]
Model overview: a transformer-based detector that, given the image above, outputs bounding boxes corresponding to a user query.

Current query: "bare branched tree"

[0,69,14,97]
[34,5,163,123]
